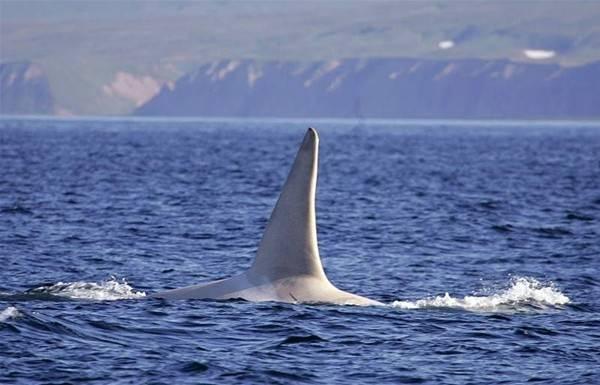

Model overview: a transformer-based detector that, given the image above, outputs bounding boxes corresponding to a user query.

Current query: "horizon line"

[1,114,600,127]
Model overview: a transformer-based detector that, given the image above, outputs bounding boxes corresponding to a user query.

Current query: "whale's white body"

[153,128,380,306]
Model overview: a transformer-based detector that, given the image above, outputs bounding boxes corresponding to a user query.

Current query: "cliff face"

[2,58,599,119]
[136,58,600,119]
[0,62,54,115]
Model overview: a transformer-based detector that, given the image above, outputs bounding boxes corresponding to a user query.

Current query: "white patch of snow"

[327,73,346,91]
[304,60,341,88]
[216,60,241,80]
[434,63,457,80]
[438,40,455,50]
[24,64,43,80]
[247,65,263,87]
[204,61,219,76]
[523,49,556,60]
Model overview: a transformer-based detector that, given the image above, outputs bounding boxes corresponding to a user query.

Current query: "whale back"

[249,128,328,282]
[153,127,381,305]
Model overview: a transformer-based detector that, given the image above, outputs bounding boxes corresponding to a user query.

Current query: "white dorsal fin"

[250,128,328,281]
[153,127,381,305]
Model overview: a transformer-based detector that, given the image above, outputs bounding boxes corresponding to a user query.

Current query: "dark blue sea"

[1,117,599,384]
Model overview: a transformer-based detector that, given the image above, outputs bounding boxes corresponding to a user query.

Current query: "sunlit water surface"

[1,118,599,384]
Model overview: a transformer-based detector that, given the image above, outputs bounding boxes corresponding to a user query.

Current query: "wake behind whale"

[2,276,569,313]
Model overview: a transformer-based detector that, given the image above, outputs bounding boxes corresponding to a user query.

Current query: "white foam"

[0,306,20,321]
[391,277,570,311]
[31,277,146,301]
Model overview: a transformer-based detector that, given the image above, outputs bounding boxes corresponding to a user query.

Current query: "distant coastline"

[135,58,600,120]
[3,58,599,120]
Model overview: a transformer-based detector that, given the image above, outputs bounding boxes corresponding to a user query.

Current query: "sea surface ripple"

[1,118,599,384]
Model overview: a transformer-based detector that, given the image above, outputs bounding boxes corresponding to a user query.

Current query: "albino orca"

[152,128,381,306]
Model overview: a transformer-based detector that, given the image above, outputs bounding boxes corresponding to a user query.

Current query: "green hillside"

[1,0,599,115]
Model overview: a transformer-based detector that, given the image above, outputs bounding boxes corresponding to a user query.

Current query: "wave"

[27,277,146,301]
[0,306,20,322]
[4,276,570,310]
[391,277,570,311]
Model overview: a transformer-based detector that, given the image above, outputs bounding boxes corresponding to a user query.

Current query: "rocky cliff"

[136,58,600,119]
[0,62,54,115]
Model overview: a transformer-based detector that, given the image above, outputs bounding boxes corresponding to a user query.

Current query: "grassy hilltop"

[1,1,600,116]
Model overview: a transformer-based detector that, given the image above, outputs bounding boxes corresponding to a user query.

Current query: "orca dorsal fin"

[250,128,328,281]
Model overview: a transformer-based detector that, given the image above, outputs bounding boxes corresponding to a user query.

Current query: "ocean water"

[1,117,599,384]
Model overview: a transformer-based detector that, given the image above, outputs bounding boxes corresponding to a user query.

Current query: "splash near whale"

[152,128,381,305]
